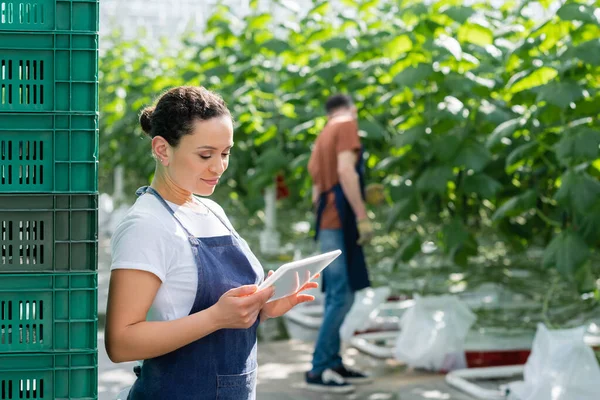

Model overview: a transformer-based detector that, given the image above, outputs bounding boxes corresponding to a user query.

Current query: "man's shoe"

[332,365,373,384]
[305,369,355,394]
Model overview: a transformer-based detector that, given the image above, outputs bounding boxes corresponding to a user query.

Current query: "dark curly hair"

[139,86,231,147]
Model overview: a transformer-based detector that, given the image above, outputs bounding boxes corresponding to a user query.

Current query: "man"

[305,94,374,393]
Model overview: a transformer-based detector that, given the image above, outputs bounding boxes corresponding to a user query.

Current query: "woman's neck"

[150,167,194,206]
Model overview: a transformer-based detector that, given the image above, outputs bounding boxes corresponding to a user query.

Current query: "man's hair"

[325,94,353,114]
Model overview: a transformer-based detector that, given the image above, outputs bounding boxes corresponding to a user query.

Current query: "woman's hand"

[209,284,275,330]
[260,272,320,321]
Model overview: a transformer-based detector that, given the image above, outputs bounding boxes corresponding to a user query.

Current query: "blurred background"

[95,0,600,398]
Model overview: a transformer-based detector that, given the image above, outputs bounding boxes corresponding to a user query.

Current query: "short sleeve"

[335,120,361,154]
[110,212,173,282]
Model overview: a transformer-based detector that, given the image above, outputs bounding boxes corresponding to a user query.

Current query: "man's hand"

[357,218,374,245]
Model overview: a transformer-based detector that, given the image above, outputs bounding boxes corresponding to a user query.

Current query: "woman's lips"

[202,178,219,186]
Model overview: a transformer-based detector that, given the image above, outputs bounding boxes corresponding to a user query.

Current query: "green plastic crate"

[0,32,98,113]
[0,351,97,399]
[0,0,99,32]
[0,113,98,192]
[0,273,97,353]
[0,194,97,273]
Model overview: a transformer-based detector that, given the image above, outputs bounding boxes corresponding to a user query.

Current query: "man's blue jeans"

[310,229,355,374]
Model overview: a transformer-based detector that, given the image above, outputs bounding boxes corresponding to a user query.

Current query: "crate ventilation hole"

[0,300,44,344]
[0,2,46,25]
[1,59,45,106]
[1,139,45,186]
[1,220,45,265]
[1,378,45,399]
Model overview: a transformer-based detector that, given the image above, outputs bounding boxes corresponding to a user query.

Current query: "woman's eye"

[199,155,211,160]
[222,153,230,158]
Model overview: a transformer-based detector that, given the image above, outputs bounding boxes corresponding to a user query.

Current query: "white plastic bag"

[339,286,391,341]
[507,323,600,400]
[393,294,476,371]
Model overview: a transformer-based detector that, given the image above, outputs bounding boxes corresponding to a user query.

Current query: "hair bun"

[140,106,155,136]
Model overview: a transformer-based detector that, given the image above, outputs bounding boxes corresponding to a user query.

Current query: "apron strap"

[135,186,196,240]
[194,196,240,239]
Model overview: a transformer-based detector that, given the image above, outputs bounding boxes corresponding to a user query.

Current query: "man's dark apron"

[314,148,370,292]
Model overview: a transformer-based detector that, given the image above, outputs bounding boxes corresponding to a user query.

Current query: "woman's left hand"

[260,272,320,321]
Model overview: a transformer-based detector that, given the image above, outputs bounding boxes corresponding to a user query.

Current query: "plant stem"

[535,208,562,228]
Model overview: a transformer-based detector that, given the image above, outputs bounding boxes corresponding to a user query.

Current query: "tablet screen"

[259,250,342,302]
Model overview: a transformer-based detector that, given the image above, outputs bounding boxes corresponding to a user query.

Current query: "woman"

[105,86,318,400]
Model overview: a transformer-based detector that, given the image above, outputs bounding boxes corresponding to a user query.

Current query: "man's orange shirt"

[308,116,361,230]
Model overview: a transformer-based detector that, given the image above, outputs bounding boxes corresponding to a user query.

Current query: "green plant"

[99,0,600,319]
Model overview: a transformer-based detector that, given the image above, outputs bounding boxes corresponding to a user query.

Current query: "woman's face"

[167,115,234,196]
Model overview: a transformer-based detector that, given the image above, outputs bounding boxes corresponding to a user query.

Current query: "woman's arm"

[105,269,274,363]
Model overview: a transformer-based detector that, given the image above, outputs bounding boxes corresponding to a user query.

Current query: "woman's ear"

[152,136,170,165]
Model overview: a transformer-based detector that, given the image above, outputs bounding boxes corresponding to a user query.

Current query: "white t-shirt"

[110,193,234,321]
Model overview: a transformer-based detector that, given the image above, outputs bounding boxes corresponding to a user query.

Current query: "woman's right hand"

[209,285,275,329]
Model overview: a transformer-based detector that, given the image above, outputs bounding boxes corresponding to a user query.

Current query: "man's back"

[308,115,361,229]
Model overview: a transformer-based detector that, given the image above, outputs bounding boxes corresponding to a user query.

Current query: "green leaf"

[557,3,600,25]
[384,35,413,58]
[554,128,600,164]
[394,126,426,147]
[486,118,522,149]
[314,63,349,82]
[537,81,585,109]
[441,218,469,253]
[416,166,454,194]
[463,173,502,198]
[444,6,475,24]
[308,0,330,16]
[452,234,478,267]
[322,37,352,51]
[543,230,590,277]
[506,142,538,171]
[509,67,558,93]
[359,119,385,139]
[574,262,596,293]
[247,13,272,30]
[262,39,291,53]
[458,23,494,47]
[433,134,462,162]
[571,39,600,65]
[385,196,419,231]
[374,155,404,171]
[393,234,422,263]
[492,190,537,221]
[575,202,600,244]
[393,64,434,86]
[389,181,416,202]
[453,143,491,172]
[554,170,600,214]
[290,153,310,170]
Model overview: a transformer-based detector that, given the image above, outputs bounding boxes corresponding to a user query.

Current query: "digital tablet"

[258,250,342,303]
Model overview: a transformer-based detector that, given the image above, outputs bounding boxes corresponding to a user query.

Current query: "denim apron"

[128,186,264,400]
[314,148,370,292]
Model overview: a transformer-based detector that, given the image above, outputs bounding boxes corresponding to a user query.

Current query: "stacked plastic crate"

[0,1,99,399]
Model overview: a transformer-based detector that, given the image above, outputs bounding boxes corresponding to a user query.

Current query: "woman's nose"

[209,159,225,174]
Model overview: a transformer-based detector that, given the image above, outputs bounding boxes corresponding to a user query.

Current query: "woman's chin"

[194,185,216,197]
